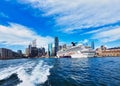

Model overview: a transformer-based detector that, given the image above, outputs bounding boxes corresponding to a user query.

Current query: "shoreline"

[0,56,120,60]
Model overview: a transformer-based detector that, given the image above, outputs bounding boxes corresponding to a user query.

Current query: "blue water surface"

[0,57,120,86]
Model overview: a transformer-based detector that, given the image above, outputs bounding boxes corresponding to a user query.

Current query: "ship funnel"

[71,42,77,46]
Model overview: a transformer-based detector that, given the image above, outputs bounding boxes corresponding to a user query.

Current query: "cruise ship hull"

[57,53,95,58]
[71,53,95,58]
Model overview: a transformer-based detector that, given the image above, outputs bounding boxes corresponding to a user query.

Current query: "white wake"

[0,60,53,86]
[17,60,53,86]
[0,61,35,80]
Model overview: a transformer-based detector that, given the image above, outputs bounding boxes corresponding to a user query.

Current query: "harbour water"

[0,57,120,86]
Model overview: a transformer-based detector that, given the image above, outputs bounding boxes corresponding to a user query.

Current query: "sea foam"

[17,60,53,86]
[0,60,52,86]
[0,61,35,80]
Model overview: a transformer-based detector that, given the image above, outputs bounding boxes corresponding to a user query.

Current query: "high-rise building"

[25,44,31,57]
[26,40,38,57]
[25,48,29,57]
[38,47,46,57]
[41,47,45,56]
[30,47,38,57]
[38,48,42,57]
[54,37,59,56]
[48,43,53,57]
[91,41,95,49]
[28,44,32,54]
[60,44,67,51]
[52,47,55,56]
[25,39,46,57]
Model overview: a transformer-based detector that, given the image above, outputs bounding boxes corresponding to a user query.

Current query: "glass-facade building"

[48,43,53,57]
[54,37,59,56]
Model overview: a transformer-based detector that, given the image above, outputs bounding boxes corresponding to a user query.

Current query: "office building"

[96,46,120,57]
[54,37,59,56]
[26,40,38,57]
[48,43,53,57]
[0,48,13,59]
[38,47,46,57]
[25,48,29,57]
[0,48,20,59]
[30,47,38,57]
[38,48,43,57]
[41,47,45,56]
[91,41,95,49]
[17,50,22,57]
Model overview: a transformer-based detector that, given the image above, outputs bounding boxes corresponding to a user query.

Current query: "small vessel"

[57,44,95,58]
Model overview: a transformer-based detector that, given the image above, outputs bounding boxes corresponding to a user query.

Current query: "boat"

[57,44,95,58]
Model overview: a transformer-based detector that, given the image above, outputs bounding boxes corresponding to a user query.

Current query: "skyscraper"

[54,37,59,56]
[41,47,45,56]
[26,40,38,57]
[48,43,53,57]
[91,41,95,49]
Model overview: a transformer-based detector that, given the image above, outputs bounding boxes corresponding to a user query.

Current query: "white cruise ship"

[57,44,95,58]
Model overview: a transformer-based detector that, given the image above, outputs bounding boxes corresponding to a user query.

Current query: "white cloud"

[3,0,120,44]
[83,39,89,44]
[93,27,120,43]
[83,29,104,35]
[0,23,54,49]
[78,39,89,44]
[83,26,114,35]
[18,0,120,33]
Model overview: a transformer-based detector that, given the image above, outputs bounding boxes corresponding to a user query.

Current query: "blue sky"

[0,0,120,52]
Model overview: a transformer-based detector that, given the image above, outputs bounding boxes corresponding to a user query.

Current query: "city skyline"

[0,0,120,51]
